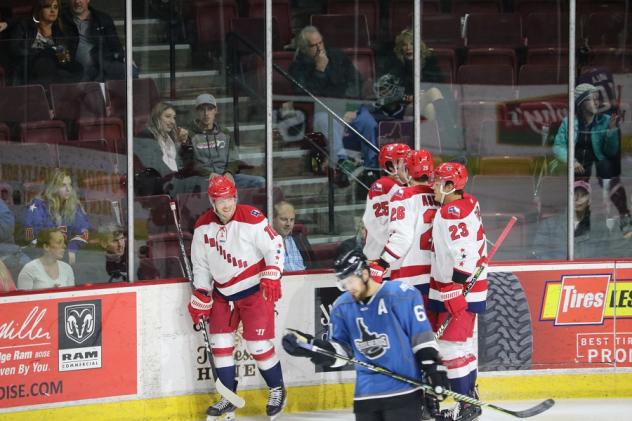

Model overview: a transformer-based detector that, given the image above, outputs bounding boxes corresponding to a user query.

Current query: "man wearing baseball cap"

[185,93,265,188]
[553,83,632,238]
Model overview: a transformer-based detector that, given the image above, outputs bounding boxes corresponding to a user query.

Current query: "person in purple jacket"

[23,169,89,265]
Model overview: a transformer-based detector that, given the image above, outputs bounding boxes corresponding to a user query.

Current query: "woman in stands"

[17,227,75,290]
[9,0,82,86]
[0,259,16,292]
[23,169,89,265]
[135,101,206,197]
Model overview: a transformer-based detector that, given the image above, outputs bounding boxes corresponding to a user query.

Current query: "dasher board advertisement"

[0,292,137,409]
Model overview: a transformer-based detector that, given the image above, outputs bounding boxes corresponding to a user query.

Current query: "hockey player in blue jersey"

[283,250,449,421]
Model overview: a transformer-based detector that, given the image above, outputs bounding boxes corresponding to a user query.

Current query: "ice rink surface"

[233,398,632,420]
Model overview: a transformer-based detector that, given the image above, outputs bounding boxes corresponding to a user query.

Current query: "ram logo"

[65,304,96,344]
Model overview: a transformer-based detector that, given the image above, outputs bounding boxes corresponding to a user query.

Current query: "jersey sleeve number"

[390,206,405,221]
[414,305,427,322]
[449,223,469,240]
[373,201,388,217]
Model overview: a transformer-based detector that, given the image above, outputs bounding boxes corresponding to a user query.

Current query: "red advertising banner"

[509,266,632,369]
[0,292,137,408]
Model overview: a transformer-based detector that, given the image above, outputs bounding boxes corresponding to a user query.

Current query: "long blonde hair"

[42,169,83,225]
[148,102,177,140]
[394,28,431,63]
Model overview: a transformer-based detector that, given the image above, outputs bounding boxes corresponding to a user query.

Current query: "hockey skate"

[206,397,237,421]
[266,386,287,420]
[435,401,482,421]
[421,393,441,420]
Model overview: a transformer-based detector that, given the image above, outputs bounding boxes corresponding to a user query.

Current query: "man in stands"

[61,0,137,81]
[272,200,314,271]
[185,93,265,189]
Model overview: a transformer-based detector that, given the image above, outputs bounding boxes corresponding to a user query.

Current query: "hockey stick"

[435,216,517,339]
[169,202,246,409]
[288,329,554,419]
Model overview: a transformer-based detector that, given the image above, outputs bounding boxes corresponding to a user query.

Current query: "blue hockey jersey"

[329,281,437,400]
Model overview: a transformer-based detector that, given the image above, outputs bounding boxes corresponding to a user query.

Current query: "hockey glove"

[368,258,389,284]
[282,329,338,367]
[188,289,212,325]
[440,283,468,318]
[260,266,282,302]
[422,361,449,400]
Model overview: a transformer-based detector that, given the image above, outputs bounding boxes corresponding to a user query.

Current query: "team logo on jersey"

[447,205,460,217]
[251,209,261,217]
[371,182,384,193]
[354,318,390,359]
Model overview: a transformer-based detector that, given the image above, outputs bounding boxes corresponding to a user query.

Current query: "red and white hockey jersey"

[362,176,404,260]
[429,193,488,313]
[191,204,284,300]
[381,185,439,294]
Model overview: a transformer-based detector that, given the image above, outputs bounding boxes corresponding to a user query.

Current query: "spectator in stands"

[288,25,363,99]
[553,83,632,237]
[97,223,127,282]
[17,227,75,290]
[9,0,83,86]
[380,28,444,95]
[60,0,138,82]
[335,217,366,260]
[532,180,630,259]
[272,201,314,271]
[184,93,265,188]
[135,102,202,196]
[23,169,90,265]
[0,197,29,281]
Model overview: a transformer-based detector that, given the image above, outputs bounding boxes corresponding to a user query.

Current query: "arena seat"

[390,0,440,38]
[537,176,567,217]
[422,15,463,49]
[518,64,568,85]
[230,17,281,53]
[526,47,569,66]
[177,192,210,234]
[431,47,456,83]
[0,66,4,87]
[311,14,371,49]
[524,12,569,48]
[586,48,632,73]
[583,12,630,49]
[465,13,523,49]
[271,51,295,95]
[248,0,292,47]
[136,194,177,234]
[138,257,185,280]
[77,117,125,154]
[466,48,517,79]
[50,82,107,121]
[480,212,528,260]
[0,84,52,123]
[343,47,375,98]
[106,79,160,135]
[146,233,192,260]
[20,120,67,144]
[327,0,379,42]
[194,0,238,46]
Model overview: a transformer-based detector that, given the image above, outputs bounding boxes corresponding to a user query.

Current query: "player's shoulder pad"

[440,195,476,220]
[194,210,218,228]
[232,204,266,224]
[333,291,355,307]
[368,176,399,199]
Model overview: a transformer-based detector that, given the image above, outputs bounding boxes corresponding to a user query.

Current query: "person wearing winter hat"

[553,83,632,238]
[184,93,265,188]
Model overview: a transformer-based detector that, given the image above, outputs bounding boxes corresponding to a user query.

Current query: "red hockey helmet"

[207,175,237,200]
[434,162,468,190]
[405,149,434,180]
[378,143,411,171]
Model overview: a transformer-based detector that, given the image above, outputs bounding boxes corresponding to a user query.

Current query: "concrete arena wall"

[1,262,632,420]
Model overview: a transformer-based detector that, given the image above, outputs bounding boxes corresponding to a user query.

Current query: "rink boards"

[2,261,632,419]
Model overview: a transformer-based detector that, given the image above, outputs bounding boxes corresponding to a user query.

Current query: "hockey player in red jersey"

[362,143,411,262]
[187,176,287,420]
[429,162,487,421]
[377,149,439,302]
